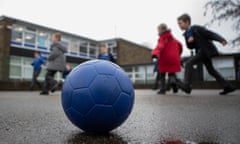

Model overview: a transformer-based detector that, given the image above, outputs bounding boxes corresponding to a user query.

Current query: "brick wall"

[117,39,152,66]
[0,19,12,80]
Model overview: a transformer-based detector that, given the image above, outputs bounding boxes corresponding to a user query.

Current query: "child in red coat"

[152,23,184,94]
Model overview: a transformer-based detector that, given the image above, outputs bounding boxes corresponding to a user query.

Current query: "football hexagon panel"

[89,75,121,105]
[62,79,74,110]
[71,88,95,115]
[129,92,135,112]
[69,65,97,89]
[113,92,134,118]
[94,61,117,75]
[84,105,118,132]
[115,69,134,95]
[65,107,89,131]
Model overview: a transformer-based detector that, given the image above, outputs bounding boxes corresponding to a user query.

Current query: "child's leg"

[158,73,166,94]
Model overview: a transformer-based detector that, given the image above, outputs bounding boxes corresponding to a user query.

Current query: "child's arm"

[152,37,165,58]
[195,26,227,44]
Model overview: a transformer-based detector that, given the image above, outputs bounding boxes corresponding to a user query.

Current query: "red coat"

[152,31,182,73]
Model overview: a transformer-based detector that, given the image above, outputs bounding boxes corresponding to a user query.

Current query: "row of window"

[9,55,236,84]
[11,24,117,59]
[9,55,78,81]
[123,65,155,84]
[122,57,236,84]
[9,55,155,84]
[11,25,50,49]
[203,57,235,81]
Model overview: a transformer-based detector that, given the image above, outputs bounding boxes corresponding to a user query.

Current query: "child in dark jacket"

[98,44,115,63]
[177,13,236,95]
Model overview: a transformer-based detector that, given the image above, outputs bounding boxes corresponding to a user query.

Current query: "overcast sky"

[0,0,238,56]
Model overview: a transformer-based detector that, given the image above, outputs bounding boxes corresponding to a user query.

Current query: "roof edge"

[100,38,153,51]
[0,15,97,42]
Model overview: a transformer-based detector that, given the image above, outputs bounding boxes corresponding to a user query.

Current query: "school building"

[0,15,154,90]
[0,15,239,90]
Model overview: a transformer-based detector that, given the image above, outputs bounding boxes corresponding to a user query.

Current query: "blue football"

[61,60,135,133]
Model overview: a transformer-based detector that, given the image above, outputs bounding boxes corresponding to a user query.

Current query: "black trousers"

[159,73,178,92]
[30,70,42,90]
[42,70,58,93]
[184,54,232,88]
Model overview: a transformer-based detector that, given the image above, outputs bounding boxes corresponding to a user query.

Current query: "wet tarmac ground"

[0,89,240,144]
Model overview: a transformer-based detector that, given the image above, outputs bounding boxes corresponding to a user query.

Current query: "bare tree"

[204,0,240,46]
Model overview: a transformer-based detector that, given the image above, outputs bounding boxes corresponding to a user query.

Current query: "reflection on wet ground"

[66,132,127,144]
[66,133,220,144]
[0,90,239,144]
[66,133,219,144]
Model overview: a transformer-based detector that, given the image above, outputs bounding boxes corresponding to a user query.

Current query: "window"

[122,65,157,84]
[79,42,88,56]
[70,39,79,54]
[112,47,117,54]
[37,31,49,49]
[123,67,133,80]
[107,42,117,55]
[23,66,33,80]
[106,42,117,60]
[11,25,23,45]
[9,56,47,81]
[22,57,32,65]
[10,65,21,79]
[25,32,36,45]
[176,69,184,81]
[146,65,155,84]
[24,27,36,47]
[9,56,22,79]
[89,43,97,58]
[60,37,70,52]
[135,66,145,79]
[134,66,145,84]
[204,57,235,81]
[10,55,21,65]
[90,48,96,57]
[123,67,133,73]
